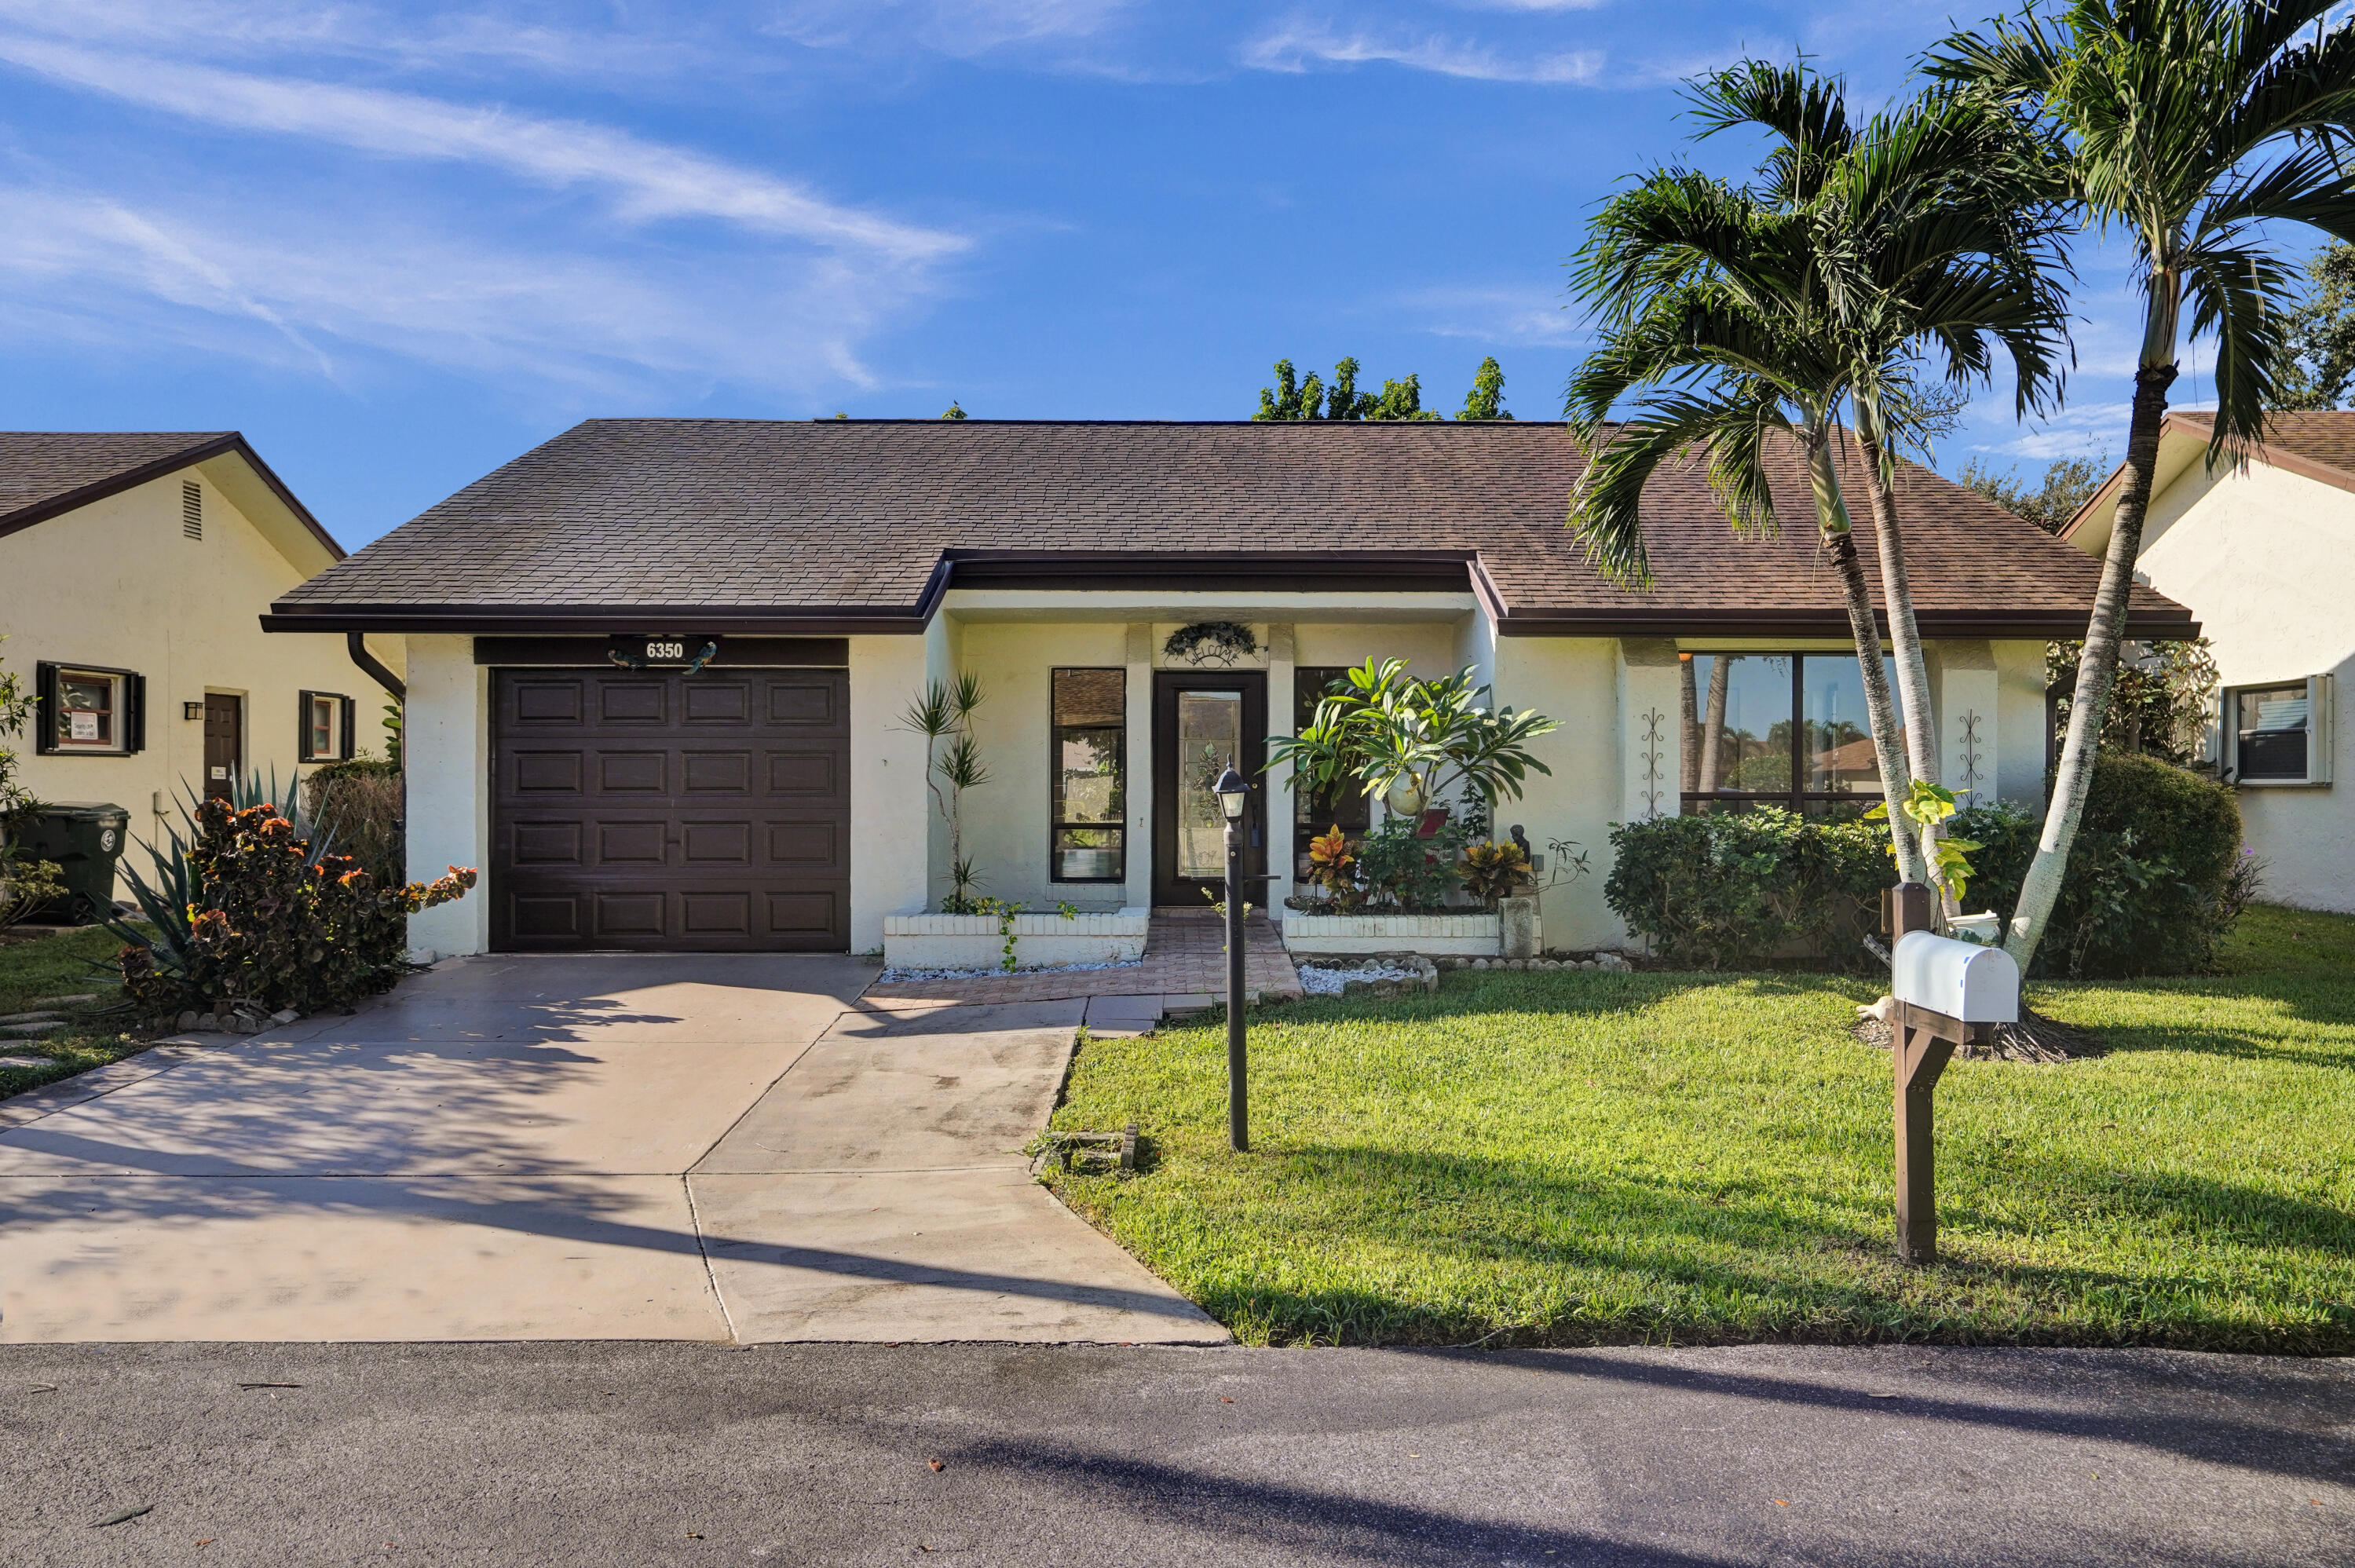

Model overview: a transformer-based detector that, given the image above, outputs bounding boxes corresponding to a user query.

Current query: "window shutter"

[297,689,320,762]
[340,696,357,760]
[126,674,146,755]
[33,663,57,754]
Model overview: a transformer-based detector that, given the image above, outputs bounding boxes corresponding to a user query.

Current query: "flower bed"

[1280,911,1501,956]
[883,908,1148,970]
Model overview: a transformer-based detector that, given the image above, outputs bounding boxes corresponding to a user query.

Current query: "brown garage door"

[490,666,850,952]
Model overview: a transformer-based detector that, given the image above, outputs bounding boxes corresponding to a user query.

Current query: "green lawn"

[1044,902,2355,1353]
[0,924,145,1101]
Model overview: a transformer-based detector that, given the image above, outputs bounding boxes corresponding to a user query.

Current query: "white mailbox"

[1892,931,2020,1024]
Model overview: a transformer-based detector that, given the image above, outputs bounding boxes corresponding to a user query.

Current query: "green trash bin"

[12,802,131,924]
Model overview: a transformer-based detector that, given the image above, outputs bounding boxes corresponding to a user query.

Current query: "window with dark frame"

[1051,668,1125,882]
[1292,666,1372,840]
[298,690,355,763]
[34,662,144,756]
[1680,652,1903,816]
[2232,683,2310,781]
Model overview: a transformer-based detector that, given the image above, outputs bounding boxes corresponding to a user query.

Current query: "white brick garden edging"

[883,908,1149,970]
[1279,911,1502,956]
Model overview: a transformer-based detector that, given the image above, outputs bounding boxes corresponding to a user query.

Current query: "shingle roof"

[0,429,339,557]
[270,418,2191,636]
[2245,410,2355,477]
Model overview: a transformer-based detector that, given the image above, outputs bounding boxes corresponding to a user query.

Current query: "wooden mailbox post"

[1885,882,2020,1265]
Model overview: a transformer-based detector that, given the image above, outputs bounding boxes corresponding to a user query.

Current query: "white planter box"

[883,908,1149,970]
[1280,911,1501,956]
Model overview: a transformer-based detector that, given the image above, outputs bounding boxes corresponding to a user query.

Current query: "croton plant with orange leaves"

[1304,823,1364,911]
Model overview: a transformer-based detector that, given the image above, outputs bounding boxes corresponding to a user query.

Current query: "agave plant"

[108,770,339,992]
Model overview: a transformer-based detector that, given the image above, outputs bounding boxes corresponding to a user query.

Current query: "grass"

[0,923,146,1102]
[1043,901,2355,1353]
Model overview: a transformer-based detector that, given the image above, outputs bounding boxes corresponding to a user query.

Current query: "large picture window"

[35,662,144,756]
[1681,652,1901,815]
[1051,667,1125,881]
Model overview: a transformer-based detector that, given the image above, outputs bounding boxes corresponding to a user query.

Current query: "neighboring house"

[1,432,405,900]
[263,419,2192,958]
[2065,412,2351,913]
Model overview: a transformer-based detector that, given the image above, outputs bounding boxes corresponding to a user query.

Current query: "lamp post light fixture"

[1211,759,1252,1153]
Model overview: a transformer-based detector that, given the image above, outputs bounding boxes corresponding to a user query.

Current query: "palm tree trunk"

[1679,655,1700,795]
[1853,416,1945,908]
[1804,426,1928,884]
[1699,656,1729,791]
[2004,361,2180,966]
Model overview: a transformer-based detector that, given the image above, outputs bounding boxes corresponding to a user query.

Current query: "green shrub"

[1355,817,1470,912]
[114,796,474,1017]
[1954,755,2244,978]
[304,758,404,884]
[1604,806,1889,971]
[1607,755,2246,978]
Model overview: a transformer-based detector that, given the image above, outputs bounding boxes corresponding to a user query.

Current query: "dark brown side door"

[490,666,851,952]
[1151,670,1266,908]
[202,694,241,801]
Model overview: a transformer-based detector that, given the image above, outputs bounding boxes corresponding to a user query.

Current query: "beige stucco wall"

[401,634,488,957]
[849,629,936,952]
[2133,456,2353,911]
[1494,633,1629,949]
[2,466,397,902]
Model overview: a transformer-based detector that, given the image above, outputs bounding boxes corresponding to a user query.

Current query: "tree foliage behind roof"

[1952,452,2112,534]
[1253,357,1510,422]
[2275,243,2355,411]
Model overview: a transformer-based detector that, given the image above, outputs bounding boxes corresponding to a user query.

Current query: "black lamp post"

[1212,759,1252,1153]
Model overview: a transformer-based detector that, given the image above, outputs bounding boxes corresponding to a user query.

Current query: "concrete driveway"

[0,956,1223,1345]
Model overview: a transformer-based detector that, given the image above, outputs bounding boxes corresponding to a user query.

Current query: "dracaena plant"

[901,674,990,912]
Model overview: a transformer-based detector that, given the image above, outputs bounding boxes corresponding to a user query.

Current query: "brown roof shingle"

[269,418,2191,636]
[0,429,340,559]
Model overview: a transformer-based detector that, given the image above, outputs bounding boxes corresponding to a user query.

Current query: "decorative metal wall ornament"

[1640,707,1670,817]
[1162,621,1259,668]
[1957,711,1986,802]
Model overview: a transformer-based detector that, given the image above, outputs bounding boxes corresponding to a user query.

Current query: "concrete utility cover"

[0,959,1223,1346]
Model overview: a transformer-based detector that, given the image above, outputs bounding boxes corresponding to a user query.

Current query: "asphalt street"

[3,1341,2348,1566]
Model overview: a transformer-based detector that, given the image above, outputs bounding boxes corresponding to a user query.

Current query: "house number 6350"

[645,641,686,660]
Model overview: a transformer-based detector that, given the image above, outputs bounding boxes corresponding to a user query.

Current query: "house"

[2064,411,2350,912]
[1,433,404,899]
[261,418,2193,958]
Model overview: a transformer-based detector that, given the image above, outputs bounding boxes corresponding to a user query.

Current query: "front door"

[1152,671,1266,908]
[202,693,241,802]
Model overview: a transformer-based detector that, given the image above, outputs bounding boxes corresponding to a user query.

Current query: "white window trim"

[50,665,132,755]
[2222,674,2334,788]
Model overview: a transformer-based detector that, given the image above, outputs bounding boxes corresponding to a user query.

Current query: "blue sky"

[0,2,2233,549]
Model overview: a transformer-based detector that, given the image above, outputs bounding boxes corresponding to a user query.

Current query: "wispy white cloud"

[769,0,1135,56]
[1243,16,1601,84]
[1397,283,1589,347]
[0,185,913,399]
[0,33,964,261]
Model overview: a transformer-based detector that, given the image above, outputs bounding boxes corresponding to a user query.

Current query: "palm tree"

[1568,65,2067,889]
[1930,0,2355,967]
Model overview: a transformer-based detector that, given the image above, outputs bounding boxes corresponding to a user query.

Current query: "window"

[1680,652,1901,815]
[298,690,355,762]
[34,663,144,756]
[1051,668,1125,881]
[2225,676,2334,786]
[1292,666,1372,839]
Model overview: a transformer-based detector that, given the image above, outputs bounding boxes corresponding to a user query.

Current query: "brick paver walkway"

[865,910,1303,1007]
